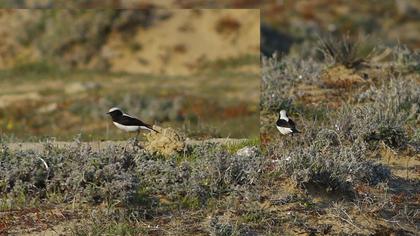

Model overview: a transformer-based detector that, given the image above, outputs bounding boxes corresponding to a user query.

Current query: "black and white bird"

[106,107,159,136]
[276,110,300,135]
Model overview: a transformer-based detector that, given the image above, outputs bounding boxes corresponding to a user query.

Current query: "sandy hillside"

[0,9,260,76]
[106,9,260,75]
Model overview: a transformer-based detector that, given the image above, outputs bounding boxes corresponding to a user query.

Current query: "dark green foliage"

[365,127,407,150]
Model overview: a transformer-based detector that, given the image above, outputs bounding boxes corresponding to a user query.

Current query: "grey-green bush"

[271,131,390,193]
[1,139,264,210]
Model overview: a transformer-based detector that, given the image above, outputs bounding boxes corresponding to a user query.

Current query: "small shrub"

[409,129,420,153]
[208,216,258,236]
[136,144,264,208]
[342,78,419,149]
[365,126,407,150]
[390,44,420,73]
[208,216,234,236]
[272,132,390,193]
[318,34,376,69]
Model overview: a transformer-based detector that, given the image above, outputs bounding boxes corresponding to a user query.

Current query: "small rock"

[37,103,58,113]
[236,146,258,157]
[65,82,101,94]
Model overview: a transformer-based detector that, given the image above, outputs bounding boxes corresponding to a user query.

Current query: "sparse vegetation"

[1,2,419,234]
[0,138,265,234]
[271,133,391,193]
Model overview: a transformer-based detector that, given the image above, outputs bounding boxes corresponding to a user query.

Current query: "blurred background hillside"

[2,0,420,52]
[0,9,260,140]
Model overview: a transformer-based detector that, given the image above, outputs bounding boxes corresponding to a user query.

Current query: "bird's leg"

[135,130,139,144]
[124,140,129,152]
[124,132,134,152]
[133,130,143,150]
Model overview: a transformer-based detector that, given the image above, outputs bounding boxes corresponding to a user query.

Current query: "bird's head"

[279,110,287,118]
[106,107,123,117]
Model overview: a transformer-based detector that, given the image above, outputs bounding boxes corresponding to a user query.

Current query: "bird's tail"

[147,125,160,133]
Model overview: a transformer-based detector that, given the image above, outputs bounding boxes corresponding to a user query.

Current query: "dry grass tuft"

[143,126,186,157]
[318,34,377,69]
[320,65,366,89]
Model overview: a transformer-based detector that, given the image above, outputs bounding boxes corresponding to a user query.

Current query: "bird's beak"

[106,112,110,115]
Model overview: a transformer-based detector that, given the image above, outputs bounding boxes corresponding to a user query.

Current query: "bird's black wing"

[276,118,300,133]
[276,118,293,128]
[288,118,300,133]
[119,115,159,132]
[288,118,296,128]
[118,115,147,126]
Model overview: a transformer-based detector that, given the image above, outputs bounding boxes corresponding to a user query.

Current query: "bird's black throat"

[108,110,123,121]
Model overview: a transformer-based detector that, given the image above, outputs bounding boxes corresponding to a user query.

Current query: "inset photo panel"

[0,9,262,234]
[0,9,260,143]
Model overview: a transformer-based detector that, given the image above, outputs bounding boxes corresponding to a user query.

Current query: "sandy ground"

[109,9,260,75]
[5,138,249,153]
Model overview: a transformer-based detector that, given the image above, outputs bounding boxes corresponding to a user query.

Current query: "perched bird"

[106,107,159,139]
[276,110,300,135]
